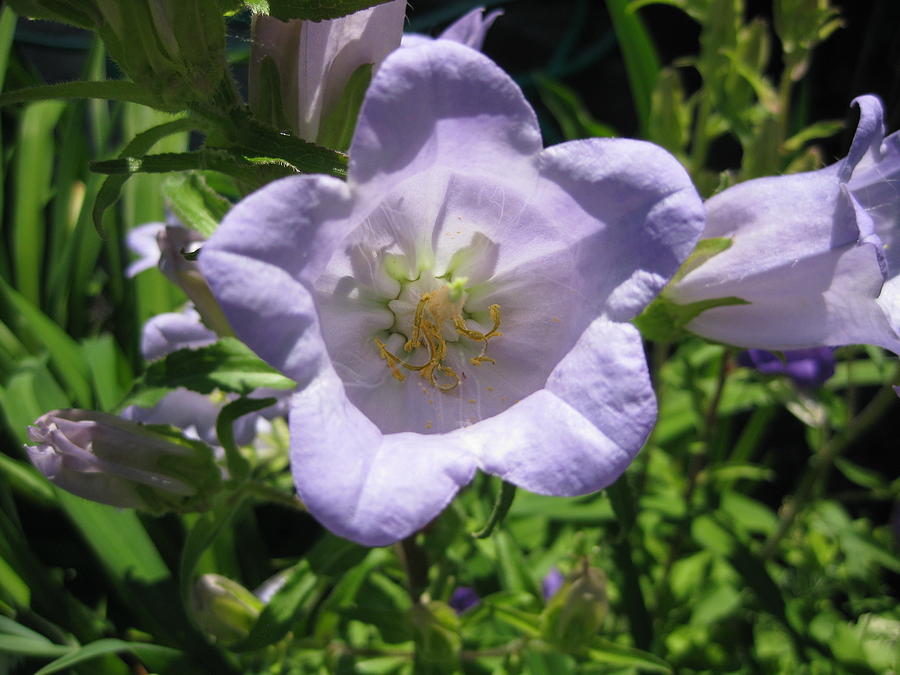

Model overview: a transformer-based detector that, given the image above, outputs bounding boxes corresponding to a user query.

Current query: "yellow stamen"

[375,294,503,392]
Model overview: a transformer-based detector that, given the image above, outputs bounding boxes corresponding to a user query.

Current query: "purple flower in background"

[401,7,503,51]
[738,348,836,389]
[542,567,565,601]
[449,587,480,614]
[201,41,704,545]
[670,96,900,353]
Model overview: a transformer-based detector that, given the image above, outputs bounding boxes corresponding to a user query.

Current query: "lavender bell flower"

[201,41,704,546]
[669,95,900,353]
[738,347,836,389]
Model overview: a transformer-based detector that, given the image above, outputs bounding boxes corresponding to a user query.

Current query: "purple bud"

[26,409,221,513]
[542,567,565,601]
[738,347,836,389]
[449,586,480,614]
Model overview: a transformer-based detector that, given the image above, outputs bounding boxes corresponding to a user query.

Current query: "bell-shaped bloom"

[250,0,407,141]
[669,95,900,353]
[27,409,221,513]
[201,41,704,545]
[738,347,836,389]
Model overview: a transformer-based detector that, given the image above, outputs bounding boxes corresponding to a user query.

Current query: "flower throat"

[374,282,502,392]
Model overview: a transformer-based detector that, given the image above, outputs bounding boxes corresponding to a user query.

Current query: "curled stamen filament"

[376,295,503,391]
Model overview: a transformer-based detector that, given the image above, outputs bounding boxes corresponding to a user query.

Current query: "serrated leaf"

[252,0,395,21]
[121,338,295,409]
[93,117,196,232]
[0,79,173,111]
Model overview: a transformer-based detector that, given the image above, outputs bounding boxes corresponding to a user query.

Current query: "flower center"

[374,278,502,392]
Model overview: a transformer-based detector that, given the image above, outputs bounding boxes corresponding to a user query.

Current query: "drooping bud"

[540,560,608,654]
[190,574,263,645]
[26,409,221,514]
[249,0,406,144]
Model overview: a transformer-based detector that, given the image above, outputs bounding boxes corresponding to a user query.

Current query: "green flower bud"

[540,561,608,654]
[190,574,263,645]
[26,409,221,514]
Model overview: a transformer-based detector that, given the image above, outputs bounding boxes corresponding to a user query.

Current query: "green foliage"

[122,337,294,409]
[1,3,897,674]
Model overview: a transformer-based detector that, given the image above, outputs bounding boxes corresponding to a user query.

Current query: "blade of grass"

[13,100,65,305]
[0,278,92,407]
[0,6,18,280]
[604,0,660,135]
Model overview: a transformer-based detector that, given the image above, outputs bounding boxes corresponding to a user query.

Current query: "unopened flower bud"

[540,561,608,654]
[26,409,221,514]
[157,226,233,337]
[190,574,262,645]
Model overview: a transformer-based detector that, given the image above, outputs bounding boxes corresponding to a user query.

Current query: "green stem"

[472,480,517,539]
[396,536,430,602]
[241,481,304,511]
[761,376,898,560]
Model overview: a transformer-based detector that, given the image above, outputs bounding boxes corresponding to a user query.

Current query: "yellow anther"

[376,292,504,392]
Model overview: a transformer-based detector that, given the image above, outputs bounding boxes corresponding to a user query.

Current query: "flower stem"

[472,480,517,539]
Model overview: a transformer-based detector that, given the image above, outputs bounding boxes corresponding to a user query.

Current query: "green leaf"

[536,75,618,140]
[215,396,277,480]
[121,338,295,409]
[90,149,299,187]
[587,637,673,673]
[162,172,232,237]
[317,63,373,151]
[0,79,173,111]
[251,0,395,21]
[34,639,182,675]
[56,493,171,585]
[180,497,246,610]
[0,277,92,407]
[648,67,691,156]
[81,334,132,412]
[605,0,661,134]
[634,294,750,343]
[784,119,844,152]
[672,237,733,283]
[13,100,65,306]
[93,117,196,232]
[230,561,318,651]
[0,635,72,658]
